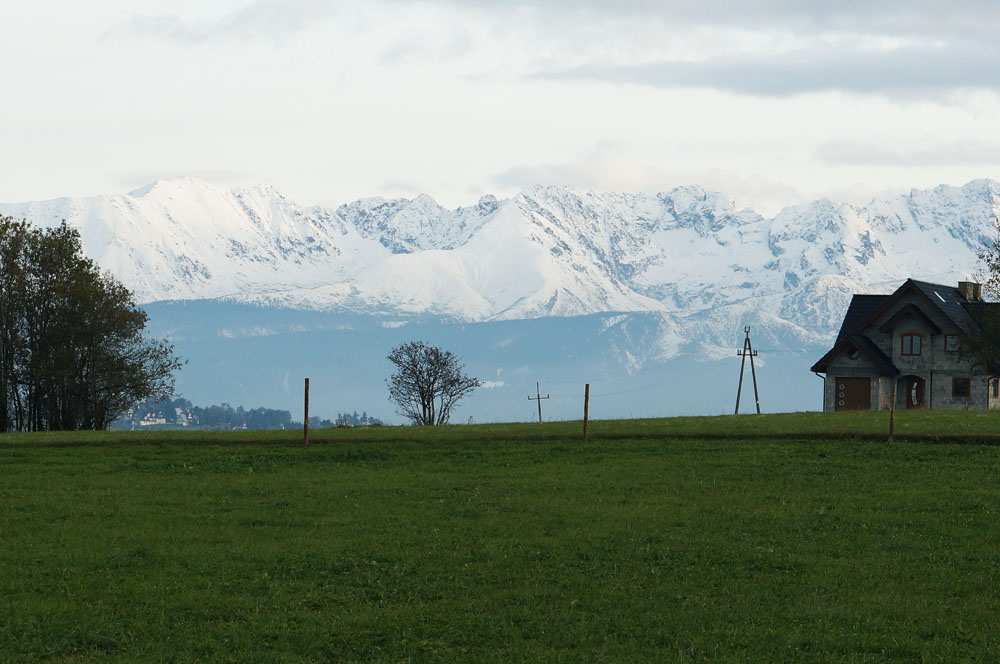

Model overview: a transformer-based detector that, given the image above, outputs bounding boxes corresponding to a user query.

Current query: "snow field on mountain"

[3,177,999,363]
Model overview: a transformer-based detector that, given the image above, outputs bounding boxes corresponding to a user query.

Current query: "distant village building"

[811,280,1000,411]
[174,407,193,427]
[139,414,168,427]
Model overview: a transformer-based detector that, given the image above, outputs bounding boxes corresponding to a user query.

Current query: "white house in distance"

[811,279,1000,411]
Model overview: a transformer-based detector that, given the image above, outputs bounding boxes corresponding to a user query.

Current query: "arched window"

[901,333,922,356]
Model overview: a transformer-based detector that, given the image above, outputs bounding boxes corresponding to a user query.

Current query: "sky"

[3,1,1000,216]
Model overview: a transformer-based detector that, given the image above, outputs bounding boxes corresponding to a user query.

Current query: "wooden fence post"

[889,381,896,443]
[304,377,310,447]
[583,383,590,442]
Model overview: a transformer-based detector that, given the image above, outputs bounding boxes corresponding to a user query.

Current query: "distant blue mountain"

[144,300,824,423]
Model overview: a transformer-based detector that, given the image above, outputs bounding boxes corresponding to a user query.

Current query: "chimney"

[959,281,982,301]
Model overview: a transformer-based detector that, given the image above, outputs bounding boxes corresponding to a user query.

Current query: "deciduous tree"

[386,341,480,425]
[0,216,182,431]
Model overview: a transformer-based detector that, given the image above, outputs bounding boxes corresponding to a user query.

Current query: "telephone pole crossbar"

[528,381,550,423]
[735,327,761,415]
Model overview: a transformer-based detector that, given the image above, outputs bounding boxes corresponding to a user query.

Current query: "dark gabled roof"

[910,280,977,333]
[848,279,978,340]
[815,278,989,376]
[810,333,899,375]
[836,294,888,343]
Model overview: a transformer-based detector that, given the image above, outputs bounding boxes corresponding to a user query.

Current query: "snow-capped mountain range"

[3,177,998,360]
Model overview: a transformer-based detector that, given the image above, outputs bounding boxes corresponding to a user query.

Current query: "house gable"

[812,278,999,412]
[810,333,897,376]
[878,303,942,335]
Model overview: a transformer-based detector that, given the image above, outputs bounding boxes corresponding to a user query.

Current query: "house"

[811,279,1000,411]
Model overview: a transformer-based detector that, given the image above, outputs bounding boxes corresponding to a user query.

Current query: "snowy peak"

[3,177,999,353]
[338,192,497,254]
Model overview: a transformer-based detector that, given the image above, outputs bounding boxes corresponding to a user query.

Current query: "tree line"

[0,217,181,431]
[117,397,382,430]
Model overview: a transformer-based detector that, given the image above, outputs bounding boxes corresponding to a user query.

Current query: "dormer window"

[901,333,922,356]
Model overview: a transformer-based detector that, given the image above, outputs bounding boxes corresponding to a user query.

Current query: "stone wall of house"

[822,350,880,411]
[822,290,996,411]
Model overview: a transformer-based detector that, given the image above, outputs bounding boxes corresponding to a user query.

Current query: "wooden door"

[834,378,871,411]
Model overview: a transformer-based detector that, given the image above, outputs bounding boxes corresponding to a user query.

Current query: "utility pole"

[528,381,550,423]
[734,327,761,415]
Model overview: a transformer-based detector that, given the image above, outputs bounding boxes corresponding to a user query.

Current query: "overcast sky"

[3,0,999,215]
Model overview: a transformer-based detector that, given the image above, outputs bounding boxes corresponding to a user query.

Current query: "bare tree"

[386,341,481,425]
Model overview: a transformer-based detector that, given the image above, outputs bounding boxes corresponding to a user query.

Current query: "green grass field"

[3,412,1000,662]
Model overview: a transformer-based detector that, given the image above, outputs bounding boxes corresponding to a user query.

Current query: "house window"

[901,333,922,356]
[952,377,971,399]
[945,335,960,352]
[993,380,999,400]
[846,345,860,360]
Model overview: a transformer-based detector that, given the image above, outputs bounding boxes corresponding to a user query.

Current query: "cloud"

[814,140,1000,166]
[117,170,255,192]
[494,150,670,193]
[105,0,338,44]
[537,42,1000,98]
[494,151,805,215]
[391,1,1000,38]
[362,1,1000,99]
[679,171,805,214]
[377,179,433,198]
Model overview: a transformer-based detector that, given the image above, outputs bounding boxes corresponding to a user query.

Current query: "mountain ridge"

[2,178,997,361]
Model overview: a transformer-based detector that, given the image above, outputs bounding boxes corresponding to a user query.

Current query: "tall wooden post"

[735,327,760,415]
[749,340,761,415]
[889,380,897,443]
[735,350,747,415]
[303,377,310,447]
[583,383,590,442]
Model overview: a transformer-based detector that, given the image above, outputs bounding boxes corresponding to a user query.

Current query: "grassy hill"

[3,412,1000,661]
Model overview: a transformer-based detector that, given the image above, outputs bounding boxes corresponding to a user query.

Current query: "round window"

[847,346,860,360]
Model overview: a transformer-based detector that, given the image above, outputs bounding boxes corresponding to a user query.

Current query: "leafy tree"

[386,341,480,425]
[0,216,182,431]
[965,229,1000,372]
[957,228,1000,373]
